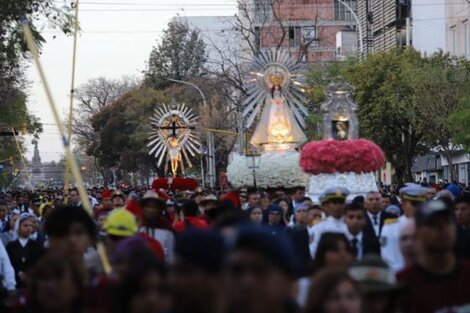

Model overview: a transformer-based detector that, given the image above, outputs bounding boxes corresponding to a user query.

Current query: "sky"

[25,0,237,163]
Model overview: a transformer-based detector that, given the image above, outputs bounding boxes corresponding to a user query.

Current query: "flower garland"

[300,139,385,175]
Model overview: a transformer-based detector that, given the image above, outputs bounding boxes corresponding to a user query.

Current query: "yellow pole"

[22,22,111,274]
[64,0,81,192]
[11,128,31,185]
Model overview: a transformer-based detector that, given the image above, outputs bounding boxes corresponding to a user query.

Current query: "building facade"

[238,0,357,62]
[445,0,470,58]
[357,0,411,55]
[412,151,470,185]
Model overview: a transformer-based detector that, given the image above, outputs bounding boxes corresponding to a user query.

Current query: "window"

[463,21,469,59]
[334,0,357,21]
[450,25,456,55]
[302,26,317,46]
[289,26,301,47]
[254,26,261,52]
[254,0,272,23]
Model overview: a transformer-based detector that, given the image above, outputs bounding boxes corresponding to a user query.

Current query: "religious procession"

[2,1,470,313]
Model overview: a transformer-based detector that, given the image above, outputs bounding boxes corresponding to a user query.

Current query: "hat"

[192,187,207,198]
[349,255,401,294]
[415,199,454,227]
[201,194,218,204]
[294,203,308,213]
[446,184,462,199]
[227,225,298,276]
[112,190,126,200]
[175,229,225,273]
[222,192,241,208]
[140,190,160,206]
[399,184,427,202]
[104,209,138,237]
[320,187,350,204]
[385,204,401,216]
[102,189,113,200]
[268,204,283,214]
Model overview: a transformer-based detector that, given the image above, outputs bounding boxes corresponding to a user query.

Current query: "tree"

[449,99,470,153]
[340,49,431,182]
[408,52,470,182]
[72,76,139,152]
[145,21,206,88]
[0,0,71,186]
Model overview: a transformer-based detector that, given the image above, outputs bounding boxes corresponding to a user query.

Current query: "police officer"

[308,187,349,258]
[380,184,428,272]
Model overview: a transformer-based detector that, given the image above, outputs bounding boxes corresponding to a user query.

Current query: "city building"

[237,0,358,62]
[445,0,470,58]
[412,151,470,185]
[357,0,411,55]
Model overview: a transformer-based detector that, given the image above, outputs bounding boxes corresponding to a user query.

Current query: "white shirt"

[0,242,16,290]
[367,211,382,237]
[309,216,348,258]
[140,226,175,263]
[345,231,364,259]
[380,215,409,272]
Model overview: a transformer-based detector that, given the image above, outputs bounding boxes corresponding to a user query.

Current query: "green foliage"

[449,98,470,152]
[145,21,206,88]
[89,88,170,174]
[304,113,323,140]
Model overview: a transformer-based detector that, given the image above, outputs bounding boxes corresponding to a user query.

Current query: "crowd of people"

[0,182,468,313]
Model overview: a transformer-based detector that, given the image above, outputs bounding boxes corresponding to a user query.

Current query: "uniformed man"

[380,184,428,272]
[308,187,349,258]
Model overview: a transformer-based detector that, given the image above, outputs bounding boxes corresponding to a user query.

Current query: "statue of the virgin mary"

[250,72,307,151]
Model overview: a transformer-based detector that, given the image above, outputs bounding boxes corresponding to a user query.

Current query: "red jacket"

[173,217,209,233]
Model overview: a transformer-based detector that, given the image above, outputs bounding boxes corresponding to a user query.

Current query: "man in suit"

[363,191,392,249]
[344,202,380,259]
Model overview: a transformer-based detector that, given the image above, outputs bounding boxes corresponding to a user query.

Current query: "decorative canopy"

[147,101,201,176]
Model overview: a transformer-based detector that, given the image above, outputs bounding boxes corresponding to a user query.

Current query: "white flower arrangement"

[227,151,308,188]
[307,172,379,203]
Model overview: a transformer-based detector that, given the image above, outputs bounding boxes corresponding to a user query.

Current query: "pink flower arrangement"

[299,139,385,175]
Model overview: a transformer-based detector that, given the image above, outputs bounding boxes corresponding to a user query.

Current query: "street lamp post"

[336,0,364,59]
[165,78,216,190]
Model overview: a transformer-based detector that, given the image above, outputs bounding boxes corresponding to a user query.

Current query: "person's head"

[308,206,324,226]
[344,203,366,236]
[45,206,97,255]
[104,209,138,256]
[399,219,416,267]
[320,188,350,219]
[380,195,391,210]
[181,200,199,218]
[17,213,36,239]
[141,191,167,223]
[454,194,470,227]
[247,192,261,207]
[191,188,207,205]
[426,187,437,200]
[267,205,283,225]
[349,256,402,313]
[303,197,313,207]
[365,191,382,214]
[170,230,225,313]
[276,198,290,212]
[294,204,308,226]
[200,195,219,215]
[95,210,109,231]
[68,189,80,206]
[247,206,263,225]
[400,185,427,217]
[305,269,362,313]
[313,233,353,272]
[29,252,85,313]
[385,204,401,217]
[225,226,296,313]
[292,187,305,203]
[0,200,7,220]
[112,190,126,209]
[415,200,456,257]
[118,248,169,313]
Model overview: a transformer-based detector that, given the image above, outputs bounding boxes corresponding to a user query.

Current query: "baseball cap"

[104,209,138,237]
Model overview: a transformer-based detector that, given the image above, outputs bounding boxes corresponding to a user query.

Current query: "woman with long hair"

[312,232,354,274]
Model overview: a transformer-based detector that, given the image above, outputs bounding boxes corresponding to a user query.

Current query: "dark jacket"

[6,239,43,289]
